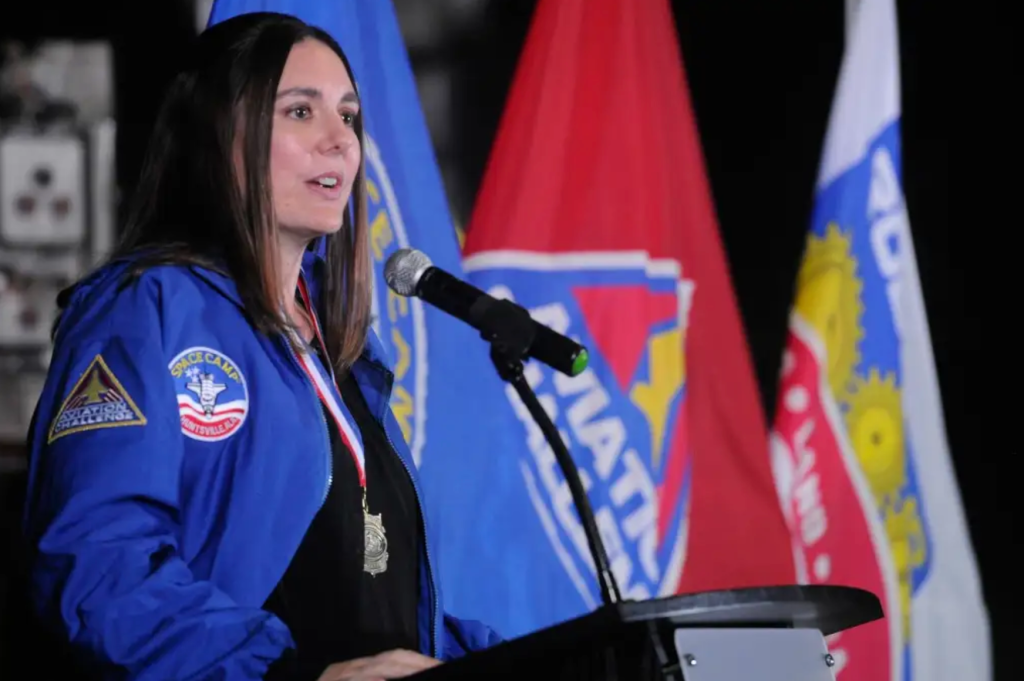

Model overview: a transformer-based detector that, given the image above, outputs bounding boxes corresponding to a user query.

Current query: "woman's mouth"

[307,174,344,198]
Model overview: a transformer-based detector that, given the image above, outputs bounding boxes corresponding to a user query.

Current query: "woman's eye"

[288,105,312,120]
[341,111,356,126]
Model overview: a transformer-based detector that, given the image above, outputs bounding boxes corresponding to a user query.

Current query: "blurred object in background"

[1,135,86,248]
[0,39,116,454]
[195,0,216,33]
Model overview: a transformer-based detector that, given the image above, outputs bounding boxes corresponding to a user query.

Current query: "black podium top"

[617,584,882,635]
[412,585,883,680]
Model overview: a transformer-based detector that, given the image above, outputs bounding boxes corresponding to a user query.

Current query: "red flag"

[464,0,795,592]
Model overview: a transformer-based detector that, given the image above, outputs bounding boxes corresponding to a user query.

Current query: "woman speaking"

[20,11,500,681]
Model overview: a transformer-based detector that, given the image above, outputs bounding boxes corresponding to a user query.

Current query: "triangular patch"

[48,354,147,444]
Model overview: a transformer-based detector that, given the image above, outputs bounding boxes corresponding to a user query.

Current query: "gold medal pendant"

[363,492,388,576]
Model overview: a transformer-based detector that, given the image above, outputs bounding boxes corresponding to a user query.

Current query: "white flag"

[771,0,991,679]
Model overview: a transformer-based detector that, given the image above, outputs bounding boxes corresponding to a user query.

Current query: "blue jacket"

[21,252,501,680]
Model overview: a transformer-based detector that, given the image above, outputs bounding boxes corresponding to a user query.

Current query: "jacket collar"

[182,249,395,376]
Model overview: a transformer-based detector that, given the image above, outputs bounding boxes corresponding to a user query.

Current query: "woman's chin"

[279,220,345,241]
[311,221,345,237]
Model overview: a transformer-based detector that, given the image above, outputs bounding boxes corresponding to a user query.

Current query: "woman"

[21,11,500,681]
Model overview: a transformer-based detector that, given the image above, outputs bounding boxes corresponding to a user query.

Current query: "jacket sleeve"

[22,284,293,680]
[441,612,504,660]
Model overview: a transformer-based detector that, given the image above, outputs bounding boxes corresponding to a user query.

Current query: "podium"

[412,585,882,680]
[383,263,886,680]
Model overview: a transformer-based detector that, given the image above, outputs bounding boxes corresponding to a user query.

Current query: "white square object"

[0,134,87,246]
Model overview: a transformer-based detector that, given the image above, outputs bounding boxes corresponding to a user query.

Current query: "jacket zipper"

[382,424,438,658]
[284,336,333,506]
[378,372,439,659]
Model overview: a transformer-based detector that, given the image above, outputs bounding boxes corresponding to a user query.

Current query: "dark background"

[6,0,1003,677]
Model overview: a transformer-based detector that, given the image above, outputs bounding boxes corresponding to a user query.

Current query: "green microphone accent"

[571,348,589,376]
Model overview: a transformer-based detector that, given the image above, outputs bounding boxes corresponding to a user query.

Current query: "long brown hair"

[103,12,371,375]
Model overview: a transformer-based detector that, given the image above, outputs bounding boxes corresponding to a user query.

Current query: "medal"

[295,279,389,578]
[363,491,389,576]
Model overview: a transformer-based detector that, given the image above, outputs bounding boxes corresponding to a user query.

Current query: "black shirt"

[263,346,421,680]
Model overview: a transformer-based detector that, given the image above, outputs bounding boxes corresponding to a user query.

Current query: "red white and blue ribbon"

[295,278,365,487]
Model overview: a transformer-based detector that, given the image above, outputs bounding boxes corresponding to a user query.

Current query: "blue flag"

[204,0,564,639]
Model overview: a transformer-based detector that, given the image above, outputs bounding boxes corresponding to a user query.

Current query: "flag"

[203,0,528,632]
[460,0,796,636]
[769,0,991,679]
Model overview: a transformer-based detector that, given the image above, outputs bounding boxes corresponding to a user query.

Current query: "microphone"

[384,248,589,377]
[387,248,622,608]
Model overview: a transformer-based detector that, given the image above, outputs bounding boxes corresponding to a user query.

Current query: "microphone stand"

[471,298,623,608]
[466,296,685,680]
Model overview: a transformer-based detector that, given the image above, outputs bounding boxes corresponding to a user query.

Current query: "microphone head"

[384,248,433,297]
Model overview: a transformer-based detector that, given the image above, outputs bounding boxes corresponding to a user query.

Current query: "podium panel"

[674,628,836,681]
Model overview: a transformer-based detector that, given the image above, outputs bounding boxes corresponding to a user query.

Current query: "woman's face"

[269,39,361,239]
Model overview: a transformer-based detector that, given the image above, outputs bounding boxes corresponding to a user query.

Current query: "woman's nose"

[320,116,356,156]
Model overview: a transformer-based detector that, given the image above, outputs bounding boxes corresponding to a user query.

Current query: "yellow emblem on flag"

[847,367,926,640]
[47,354,147,444]
[846,368,906,504]
[793,221,865,403]
[630,327,685,472]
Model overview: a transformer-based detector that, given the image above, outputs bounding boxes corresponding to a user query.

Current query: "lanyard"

[294,278,366,488]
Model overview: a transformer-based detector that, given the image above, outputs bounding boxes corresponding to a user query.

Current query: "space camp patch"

[168,346,249,442]
[47,354,147,444]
